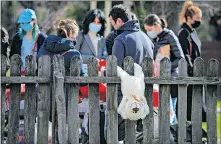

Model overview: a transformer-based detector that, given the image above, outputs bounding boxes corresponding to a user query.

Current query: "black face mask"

[191,20,201,28]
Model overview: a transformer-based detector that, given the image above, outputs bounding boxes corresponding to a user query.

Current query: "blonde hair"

[57,19,79,38]
[179,1,202,23]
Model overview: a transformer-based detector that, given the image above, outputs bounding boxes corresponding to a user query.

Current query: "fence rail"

[1,54,219,144]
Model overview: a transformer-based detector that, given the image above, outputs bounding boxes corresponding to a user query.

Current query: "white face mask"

[147,30,158,39]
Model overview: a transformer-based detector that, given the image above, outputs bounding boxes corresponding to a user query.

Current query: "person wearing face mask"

[105,13,137,56]
[109,5,153,67]
[75,9,107,64]
[178,1,202,76]
[144,14,184,77]
[144,14,184,126]
[178,1,203,121]
[107,5,153,142]
[10,8,47,73]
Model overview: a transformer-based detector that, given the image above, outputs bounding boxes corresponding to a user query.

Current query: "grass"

[202,101,221,141]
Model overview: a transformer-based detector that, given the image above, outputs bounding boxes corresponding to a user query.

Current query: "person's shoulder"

[106,31,117,39]
[38,32,47,39]
[178,28,189,37]
[12,32,20,39]
[166,29,178,39]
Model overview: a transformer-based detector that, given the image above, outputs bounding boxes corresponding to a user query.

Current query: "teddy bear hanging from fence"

[117,63,150,121]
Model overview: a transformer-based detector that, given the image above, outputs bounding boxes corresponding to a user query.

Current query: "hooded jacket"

[112,20,154,67]
[38,35,86,76]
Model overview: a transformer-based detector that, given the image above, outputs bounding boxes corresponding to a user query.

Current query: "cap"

[18,8,37,23]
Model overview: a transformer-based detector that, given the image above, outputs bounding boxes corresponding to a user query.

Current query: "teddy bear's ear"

[134,63,144,79]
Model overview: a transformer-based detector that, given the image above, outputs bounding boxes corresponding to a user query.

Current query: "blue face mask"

[89,23,101,33]
[20,23,33,31]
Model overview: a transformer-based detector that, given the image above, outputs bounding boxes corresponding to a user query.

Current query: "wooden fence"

[1,54,220,144]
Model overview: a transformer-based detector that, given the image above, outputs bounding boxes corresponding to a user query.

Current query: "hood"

[117,20,140,34]
[43,35,76,53]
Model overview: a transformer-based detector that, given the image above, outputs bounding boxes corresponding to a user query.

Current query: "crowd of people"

[1,1,219,143]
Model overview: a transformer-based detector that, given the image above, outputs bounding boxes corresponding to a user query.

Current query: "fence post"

[1,54,7,144]
[37,55,51,144]
[53,71,66,143]
[88,56,100,144]
[178,58,188,144]
[7,54,21,144]
[24,55,37,144]
[141,57,154,144]
[123,56,136,144]
[68,56,81,143]
[159,57,171,144]
[106,55,118,144]
[206,59,218,144]
[192,57,204,144]
[52,54,66,144]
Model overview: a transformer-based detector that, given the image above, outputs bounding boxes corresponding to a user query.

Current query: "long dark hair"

[82,9,106,36]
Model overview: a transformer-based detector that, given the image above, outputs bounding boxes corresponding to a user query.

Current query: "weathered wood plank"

[206,59,218,144]
[192,57,204,144]
[124,56,136,144]
[52,55,66,144]
[177,58,188,144]
[54,71,67,143]
[106,55,118,144]
[141,57,154,144]
[1,76,220,84]
[63,76,219,84]
[68,56,81,144]
[159,57,171,144]
[88,56,100,144]
[1,76,51,83]
[24,55,37,144]
[7,54,21,144]
[1,54,7,144]
[37,55,51,144]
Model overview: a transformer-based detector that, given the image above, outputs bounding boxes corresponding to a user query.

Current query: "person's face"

[144,24,160,33]
[144,23,161,39]
[68,31,78,40]
[191,12,202,24]
[92,16,101,26]
[20,19,35,32]
[109,16,123,30]
[187,12,202,28]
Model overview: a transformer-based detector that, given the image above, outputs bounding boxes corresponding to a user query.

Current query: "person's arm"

[178,29,193,67]
[101,38,108,59]
[75,31,83,51]
[112,39,125,67]
[10,34,19,58]
[168,33,184,70]
[105,31,117,55]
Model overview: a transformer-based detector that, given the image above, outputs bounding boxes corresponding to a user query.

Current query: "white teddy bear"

[117,63,149,120]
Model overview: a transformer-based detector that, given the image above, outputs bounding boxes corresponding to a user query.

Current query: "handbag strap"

[32,32,40,56]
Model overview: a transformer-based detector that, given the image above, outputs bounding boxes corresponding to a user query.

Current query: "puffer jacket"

[153,28,184,76]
